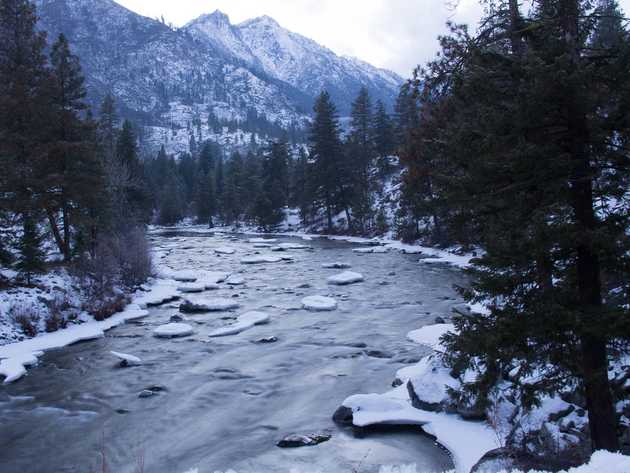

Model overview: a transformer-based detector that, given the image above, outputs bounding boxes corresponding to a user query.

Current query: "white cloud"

[113,0,630,78]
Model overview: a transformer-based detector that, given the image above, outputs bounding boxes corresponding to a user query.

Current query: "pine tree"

[407,0,630,452]
[347,87,376,232]
[43,33,98,261]
[98,93,118,162]
[254,141,289,229]
[0,0,50,221]
[373,100,395,175]
[194,171,215,227]
[16,214,45,285]
[308,91,347,232]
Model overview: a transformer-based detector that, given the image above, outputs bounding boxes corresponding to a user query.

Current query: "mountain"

[33,0,404,154]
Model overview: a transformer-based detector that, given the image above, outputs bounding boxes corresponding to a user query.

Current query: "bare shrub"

[84,292,129,322]
[9,304,42,337]
[116,227,153,288]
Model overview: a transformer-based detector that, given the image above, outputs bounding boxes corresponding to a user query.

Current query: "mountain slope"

[33,0,403,154]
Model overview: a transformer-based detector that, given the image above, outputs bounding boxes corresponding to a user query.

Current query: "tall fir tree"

[308,91,347,231]
[16,213,45,285]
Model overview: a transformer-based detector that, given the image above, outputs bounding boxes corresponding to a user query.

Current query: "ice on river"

[248,238,277,244]
[352,246,389,254]
[214,247,236,255]
[208,311,270,337]
[327,271,365,285]
[153,323,194,338]
[301,295,338,312]
[240,255,283,264]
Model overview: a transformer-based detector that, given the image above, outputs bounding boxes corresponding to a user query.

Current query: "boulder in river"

[332,406,354,425]
[180,298,240,313]
[277,433,331,448]
[110,351,142,367]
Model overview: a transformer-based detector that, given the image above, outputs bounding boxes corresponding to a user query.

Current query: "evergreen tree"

[43,33,101,261]
[16,214,45,285]
[194,171,215,227]
[373,100,396,174]
[308,91,347,232]
[347,87,376,231]
[98,93,118,162]
[254,142,289,229]
[406,0,630,451]
[0,0,50,220]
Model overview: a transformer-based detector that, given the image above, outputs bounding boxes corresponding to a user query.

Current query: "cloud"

[113,0,630,78]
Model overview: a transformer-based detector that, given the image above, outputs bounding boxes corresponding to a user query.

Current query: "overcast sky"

[114,0,630,78]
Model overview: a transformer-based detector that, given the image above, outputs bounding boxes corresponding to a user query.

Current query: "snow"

[327,271,365,286]
[181,298,240,312]
[240,255,283,264]
[396,354,460,405]
[110,351,142,366]
[225,275,245,286]
[407,324,454,353]
[301,295,338,312]
[0,303,149,384]
[208,311,270,337]
[153,323,194,338]
[342,388,499,473]
[275,243,310,250]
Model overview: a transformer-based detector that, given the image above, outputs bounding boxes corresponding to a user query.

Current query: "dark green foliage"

[403,0,630,452]
[16,214,45,284]
[308,91,348,231]
[254,141,289,229]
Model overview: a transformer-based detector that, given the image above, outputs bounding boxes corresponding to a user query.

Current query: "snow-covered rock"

[208,311,270,337]
[180,298,240,313]
[302,296,338,312]
[276,432,331,448]
[327,271,364,285]
[153,323,194,338]
[321,262,352,269]
[111,351,143,367]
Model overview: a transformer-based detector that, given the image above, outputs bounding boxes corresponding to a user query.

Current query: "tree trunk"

[508,0,523,56]
[45,208,69,260]
[561,0,619,451]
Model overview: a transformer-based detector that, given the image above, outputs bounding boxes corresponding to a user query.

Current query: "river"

[0,230,468,473]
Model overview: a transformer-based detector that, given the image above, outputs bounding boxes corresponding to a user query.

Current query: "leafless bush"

[84,292,129,322]
[9,304,41,337]
[116,227,153,288]
[77,226,153,297]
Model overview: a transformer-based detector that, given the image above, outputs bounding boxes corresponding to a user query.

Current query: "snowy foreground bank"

[181,451,630,473]
[0,279,181,384]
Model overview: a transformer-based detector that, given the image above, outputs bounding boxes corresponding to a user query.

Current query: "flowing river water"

[0,230,469,473]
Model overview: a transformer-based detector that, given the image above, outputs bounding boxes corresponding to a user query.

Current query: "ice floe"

[302,295,338,312]
[209,311,270,337]
[153,323,194,338]
[327,271,365,285]
[240,255,283,264]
